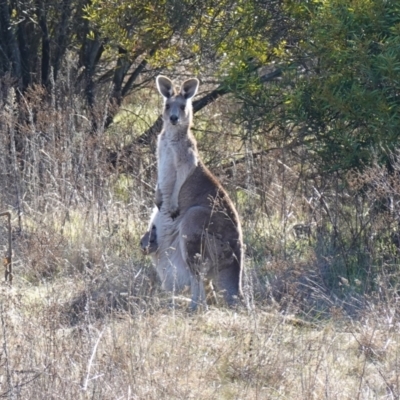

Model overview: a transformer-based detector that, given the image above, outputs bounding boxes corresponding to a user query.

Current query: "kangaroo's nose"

[170,115,178,124]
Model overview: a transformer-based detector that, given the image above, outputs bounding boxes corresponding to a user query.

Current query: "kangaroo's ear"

[156,75,174,99]
[181,78,199,100]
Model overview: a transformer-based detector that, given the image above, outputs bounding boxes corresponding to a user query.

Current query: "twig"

[81,328,105,391]
[0,303,14,400]
[0,212,12,283]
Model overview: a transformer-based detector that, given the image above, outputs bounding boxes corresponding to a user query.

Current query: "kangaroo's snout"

[170,115,178,124]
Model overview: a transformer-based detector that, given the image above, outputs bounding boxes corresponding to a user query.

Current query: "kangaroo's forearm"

[155,184,163,209]
[169,162,196,217]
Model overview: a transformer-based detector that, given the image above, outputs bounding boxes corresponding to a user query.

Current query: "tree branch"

[137,68,282,146]
[107,68,282,168]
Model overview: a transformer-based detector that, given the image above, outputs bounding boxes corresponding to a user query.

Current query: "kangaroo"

[155,75,199,218]
[141,75,244,310]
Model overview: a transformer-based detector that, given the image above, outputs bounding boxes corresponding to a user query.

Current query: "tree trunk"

[0,0,22,83]
[53,0,72,82]
[36,0,51,86]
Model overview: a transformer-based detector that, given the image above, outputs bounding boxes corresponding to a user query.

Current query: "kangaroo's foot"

[189,274,207,312]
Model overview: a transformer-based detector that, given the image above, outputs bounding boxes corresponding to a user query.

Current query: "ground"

[0,276,399,399]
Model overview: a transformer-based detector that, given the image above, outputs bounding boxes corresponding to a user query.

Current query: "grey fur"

[140,76,244,310]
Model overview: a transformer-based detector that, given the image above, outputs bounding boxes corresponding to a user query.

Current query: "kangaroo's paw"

[169,205,180,220]
[155,187,163,210]
[156,200,163,210]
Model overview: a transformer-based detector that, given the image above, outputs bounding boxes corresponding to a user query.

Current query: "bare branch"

[107,68,282,169]
[136,68,282,146]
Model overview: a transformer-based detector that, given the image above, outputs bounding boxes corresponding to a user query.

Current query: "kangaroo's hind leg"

[178,206,214,311]
[204,233,241,307]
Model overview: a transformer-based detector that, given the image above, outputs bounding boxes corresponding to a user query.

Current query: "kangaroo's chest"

[157,135,176,197]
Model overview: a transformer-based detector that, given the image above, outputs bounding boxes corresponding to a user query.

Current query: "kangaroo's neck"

[163,122,195,143]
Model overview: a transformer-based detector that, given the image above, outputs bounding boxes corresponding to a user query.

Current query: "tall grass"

[0,74,399,398]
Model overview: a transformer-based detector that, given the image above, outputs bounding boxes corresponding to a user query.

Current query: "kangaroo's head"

[156,75,199,127]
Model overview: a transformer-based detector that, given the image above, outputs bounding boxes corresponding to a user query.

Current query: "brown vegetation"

[0,77,400,398]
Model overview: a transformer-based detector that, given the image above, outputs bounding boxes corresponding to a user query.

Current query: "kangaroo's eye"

[180,105,185,111]
[165,104,170,110]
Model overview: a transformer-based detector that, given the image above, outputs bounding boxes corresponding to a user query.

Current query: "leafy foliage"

[218,0,400,172]
[86,0,283,74]
[289,0,400,171]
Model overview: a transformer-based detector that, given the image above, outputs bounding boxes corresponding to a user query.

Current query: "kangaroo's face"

[156,76,199,127]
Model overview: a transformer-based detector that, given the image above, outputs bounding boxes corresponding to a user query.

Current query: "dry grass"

[1,278,400,399]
